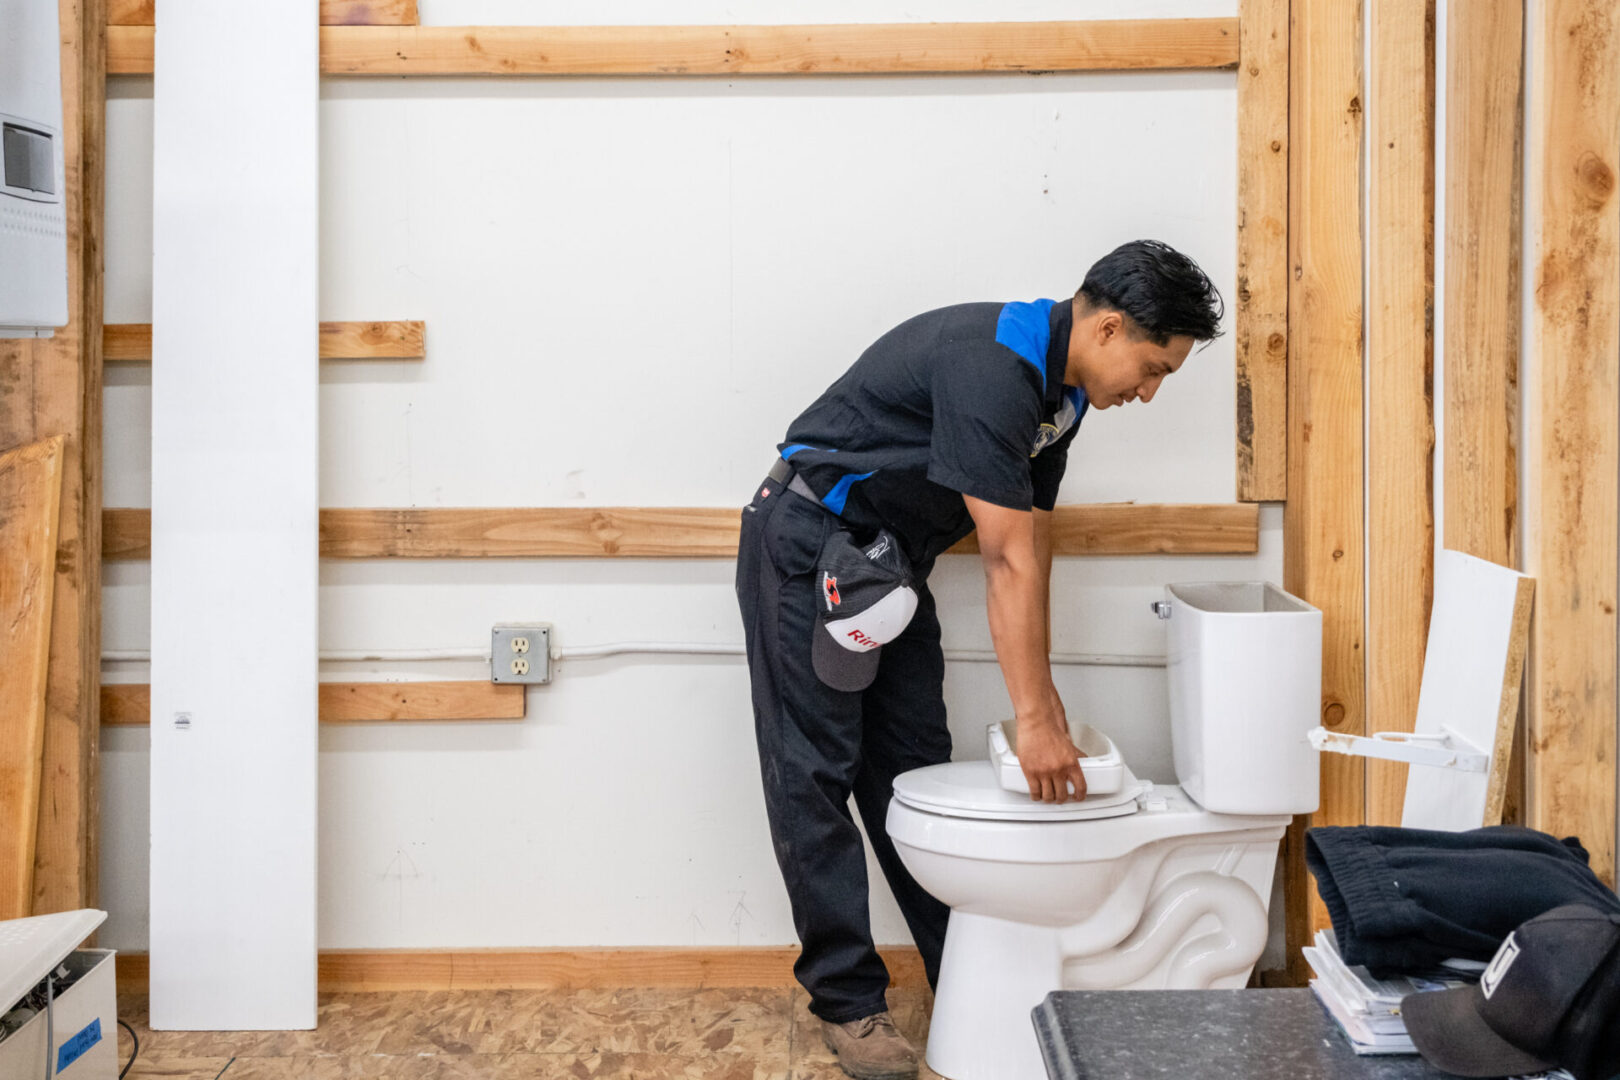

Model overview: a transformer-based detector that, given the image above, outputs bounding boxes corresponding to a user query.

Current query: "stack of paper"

[1303,929,1470,1055]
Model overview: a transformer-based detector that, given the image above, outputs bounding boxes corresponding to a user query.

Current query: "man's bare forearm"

[983,553,1061,732]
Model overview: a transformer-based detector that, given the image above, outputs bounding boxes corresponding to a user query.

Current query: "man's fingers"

[1040,776,1057,803]
[1069,764,1088,801]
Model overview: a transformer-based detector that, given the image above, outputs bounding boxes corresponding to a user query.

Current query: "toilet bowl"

[887,581,1322,1080]
[887,762,1288,1080]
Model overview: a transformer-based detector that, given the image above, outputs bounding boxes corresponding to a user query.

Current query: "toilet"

[887,582,1322,1080]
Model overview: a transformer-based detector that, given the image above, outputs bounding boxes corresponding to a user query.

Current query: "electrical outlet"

[492,624,551,684]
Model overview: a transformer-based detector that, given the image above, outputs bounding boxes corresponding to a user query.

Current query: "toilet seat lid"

[892,761,1148,821]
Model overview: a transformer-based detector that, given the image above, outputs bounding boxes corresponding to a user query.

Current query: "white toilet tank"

[1163,582,1321,815]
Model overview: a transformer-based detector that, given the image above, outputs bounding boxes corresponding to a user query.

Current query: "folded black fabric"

[1305,825,1620,976]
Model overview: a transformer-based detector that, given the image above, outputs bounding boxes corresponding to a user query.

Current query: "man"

[734,239,1224,1079]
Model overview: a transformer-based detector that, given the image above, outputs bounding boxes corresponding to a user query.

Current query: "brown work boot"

[820,1010,920,1080]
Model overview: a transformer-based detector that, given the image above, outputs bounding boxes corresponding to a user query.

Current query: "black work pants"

[735,470,952,1023]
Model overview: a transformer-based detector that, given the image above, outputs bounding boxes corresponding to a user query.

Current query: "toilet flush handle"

[1150,601,1172,620]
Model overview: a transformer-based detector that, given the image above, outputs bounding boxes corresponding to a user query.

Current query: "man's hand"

[1017,712,1088,803]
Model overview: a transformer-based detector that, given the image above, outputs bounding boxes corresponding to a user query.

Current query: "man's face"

[1072,309,1194,409]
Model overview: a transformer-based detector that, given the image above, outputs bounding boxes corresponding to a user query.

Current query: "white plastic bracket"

[1307,725,1490,774]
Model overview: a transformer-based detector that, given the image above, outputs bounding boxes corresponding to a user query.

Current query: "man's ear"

[1095,309,1122,344]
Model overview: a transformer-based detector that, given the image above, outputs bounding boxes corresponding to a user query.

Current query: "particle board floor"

[115,986,944,1079]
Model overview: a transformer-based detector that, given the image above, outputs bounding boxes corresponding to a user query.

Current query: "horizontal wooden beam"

[108,0,419,26]
[103,321,426,363]
[102,680,524,725]
[103,503,1259,560]
[114,946,927,994]
[108,19,1239,77]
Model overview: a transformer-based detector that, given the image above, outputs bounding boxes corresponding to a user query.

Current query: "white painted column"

[149,1,319,1029]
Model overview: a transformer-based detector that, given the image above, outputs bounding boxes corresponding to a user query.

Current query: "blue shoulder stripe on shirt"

[994,298,1058,388]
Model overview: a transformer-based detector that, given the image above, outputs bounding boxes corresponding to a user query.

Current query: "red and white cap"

[811,528,918,692]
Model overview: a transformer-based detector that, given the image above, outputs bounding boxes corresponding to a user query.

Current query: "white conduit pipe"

[104,646,1166,667]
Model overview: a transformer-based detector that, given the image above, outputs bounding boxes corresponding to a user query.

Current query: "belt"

[767,457,823,507]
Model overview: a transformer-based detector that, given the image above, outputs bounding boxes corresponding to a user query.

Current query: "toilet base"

[922,863,1275,1080]
[926,913,1063,1080]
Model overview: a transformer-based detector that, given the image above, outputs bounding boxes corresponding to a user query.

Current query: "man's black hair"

[1077,239,1225,346]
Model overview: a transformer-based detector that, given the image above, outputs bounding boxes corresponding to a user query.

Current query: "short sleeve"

[926,348,1043,511]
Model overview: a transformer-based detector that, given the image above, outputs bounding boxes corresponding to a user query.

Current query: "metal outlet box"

[491,624,551,684]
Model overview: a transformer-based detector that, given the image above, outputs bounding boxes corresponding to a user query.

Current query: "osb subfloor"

[115,986,943,1079]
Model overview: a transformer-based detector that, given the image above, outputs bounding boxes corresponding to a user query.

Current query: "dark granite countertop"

[1033,989,1459,1080]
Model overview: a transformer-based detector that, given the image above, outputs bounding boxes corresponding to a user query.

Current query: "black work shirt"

[778,298,1088,566]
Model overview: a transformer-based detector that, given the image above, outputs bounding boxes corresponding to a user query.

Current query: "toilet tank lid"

[892,762,1148,821]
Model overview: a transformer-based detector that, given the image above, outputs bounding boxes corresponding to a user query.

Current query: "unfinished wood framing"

[102,503,1260,561]
[0,0,105,919]
[1366,0,1436,829]
[103,321,426,362]
[1285,0,1365,950]
[1235,0,1290,503]
[107,18,1240,77]
[1525,0,1619,886]
[108,0,420,26]
[1444,1,1526,823]
[116,946,928,994]
[102,681,524,725]
[0,438,66,921]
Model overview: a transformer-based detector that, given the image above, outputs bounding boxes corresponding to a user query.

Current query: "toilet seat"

[891,761,1150,822]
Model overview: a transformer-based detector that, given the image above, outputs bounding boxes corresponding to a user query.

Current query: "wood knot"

[1348,95,1362,116]
[1576,151,1615,208]
[1323,702,1346,727]
[1270,140,1282,153]
[1266,332,1285,354]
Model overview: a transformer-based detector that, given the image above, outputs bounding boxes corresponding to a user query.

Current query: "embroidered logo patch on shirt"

[1031,392,1082,456]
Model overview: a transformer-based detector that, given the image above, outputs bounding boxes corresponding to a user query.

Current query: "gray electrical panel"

[1,0,69,338]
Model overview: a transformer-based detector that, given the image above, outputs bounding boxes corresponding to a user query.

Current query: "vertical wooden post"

[1285,0,1365,952]
[1525,0,1618,885]
[1236,0,1291,503]
[1442,1,1525,821]
[0,0,106,917]
[1366,0,1436,828]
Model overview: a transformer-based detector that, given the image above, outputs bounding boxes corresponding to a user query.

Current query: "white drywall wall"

[103,0,1283,955]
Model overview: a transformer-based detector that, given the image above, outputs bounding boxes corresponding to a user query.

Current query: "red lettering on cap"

[846,628,879,648]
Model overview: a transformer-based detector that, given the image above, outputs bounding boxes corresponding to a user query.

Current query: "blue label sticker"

[57,1017,102,1073]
